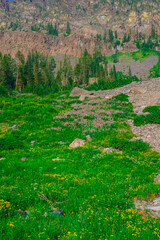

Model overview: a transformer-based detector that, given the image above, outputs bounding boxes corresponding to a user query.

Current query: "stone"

[31,141,36,144]
[155,98,160,106]
[98,147,105,150]
[51,127,62,131]
[58,209,64,215]
[98,147,121,153]
[70,87,95,97]
[99,15,106,20]
[86,135,92,142]
[69,138,87,148]
[79,95,86,101]
[105,95,113,99]
[52,157,65,161]
[70,87,89,97]
[129,87,146,94]
[103,147,115,153]
[59,141,69,145]
[135,197,160,217]
[21,157,27,161]
[10,125,18,130]
[154,174,160,183]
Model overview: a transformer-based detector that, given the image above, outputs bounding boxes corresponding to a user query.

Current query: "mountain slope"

[0,0,159,37]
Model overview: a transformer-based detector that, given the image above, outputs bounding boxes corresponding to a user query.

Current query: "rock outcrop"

[0,31,137,58]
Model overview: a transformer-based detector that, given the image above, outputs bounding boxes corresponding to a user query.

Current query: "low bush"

[134,105,160,126]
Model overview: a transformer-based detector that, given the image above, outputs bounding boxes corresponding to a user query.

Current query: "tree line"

[0,49,138,95]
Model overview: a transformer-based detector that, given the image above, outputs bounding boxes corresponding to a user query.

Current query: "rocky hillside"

[0,31,138,58]
[0,0,159,58]
[0,0,160,37]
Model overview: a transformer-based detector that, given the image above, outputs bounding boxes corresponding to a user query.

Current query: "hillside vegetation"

[0,91,160,239]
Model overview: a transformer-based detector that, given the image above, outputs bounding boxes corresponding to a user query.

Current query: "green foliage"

[113,93,129,102]
[143,106,160,113]
[0,91,160,239]
[110,137,150,152]
[0,51,56,94]
[46,23,58,36]
[115,30,118,39]
[113,53,119,63]
[0,54,16,89]
[31,24,40,32]
[0,84,10,96]
[0,131,24,151]
[122,33,130,43]
[136,36,159,50]
[103,30,107,42]
[96,34,102,41]
[93,3,99,11]
[66,22,71,35]
[151,24,156,39]
[76,4,81,10]
[134,106,160,126]
[86,73,139,91]
[150,51,160,78]
[114,40,121,48]
[109,29,114,43]
[9,21,19,31]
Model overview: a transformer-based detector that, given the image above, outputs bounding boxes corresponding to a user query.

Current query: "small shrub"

[0,131,24,151]
[113,94,129,102]
[134,105,160,126]
[110,137,150,152]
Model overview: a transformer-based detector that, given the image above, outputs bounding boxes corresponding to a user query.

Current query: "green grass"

[0,92,160,240]
[106,50,157,63]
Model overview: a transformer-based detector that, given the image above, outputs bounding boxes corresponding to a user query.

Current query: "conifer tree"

[151,24,156,39]
[1,54,15,89]
[113,65,117,80]
[115,30,118,39]
[109,29,114,43]
[66,22,71,35]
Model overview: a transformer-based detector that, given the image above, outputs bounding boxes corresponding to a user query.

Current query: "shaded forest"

[0,49,139,95]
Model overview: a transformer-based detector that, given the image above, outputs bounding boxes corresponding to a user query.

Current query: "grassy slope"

[0,92,160,240]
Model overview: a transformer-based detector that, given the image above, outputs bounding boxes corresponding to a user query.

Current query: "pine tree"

[128,66,132,77]
[151,24,156,39]
[113,65,117,80]
[25,52,34,88]
[109,29,114,43]
[104,59,108,79]
[33,52,39,87]
[16,51,25,91]
[56,70,62,86]
[103,30,107,42]
[66,22,71,35]
[115,30,118,39]
[74,63,81,84]
[1,54,16,89]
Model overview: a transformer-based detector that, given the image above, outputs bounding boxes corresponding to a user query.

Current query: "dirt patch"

[109,56,159,79]
[74,77,160,152]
